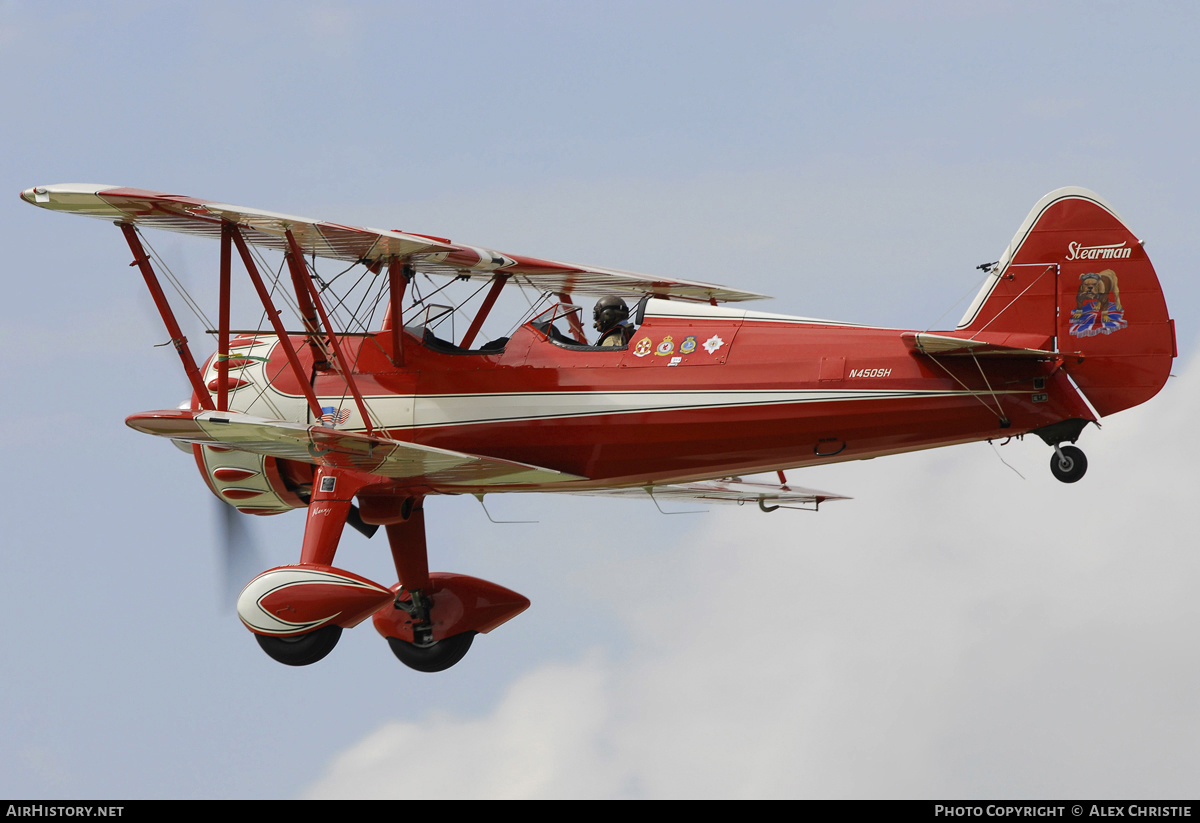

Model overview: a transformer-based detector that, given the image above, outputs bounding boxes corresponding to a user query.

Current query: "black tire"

[1050,445,1087,484]
[387,631,476,673]
[255,625,342,666]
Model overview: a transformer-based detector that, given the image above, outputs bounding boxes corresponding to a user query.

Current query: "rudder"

[958,188,1175,417]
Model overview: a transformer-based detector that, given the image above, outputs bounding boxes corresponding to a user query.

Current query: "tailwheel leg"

[1050,444,1088,483]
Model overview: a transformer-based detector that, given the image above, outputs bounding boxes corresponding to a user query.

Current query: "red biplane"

[21,184,1176,672]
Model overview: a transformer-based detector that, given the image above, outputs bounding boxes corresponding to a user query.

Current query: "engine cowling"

[193,445,310,515]
[191,339,314,514]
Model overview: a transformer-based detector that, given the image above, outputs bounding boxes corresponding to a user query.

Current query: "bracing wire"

[923,270,993,332]
[138,230,214,331]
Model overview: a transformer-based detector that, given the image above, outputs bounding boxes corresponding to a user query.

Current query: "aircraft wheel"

[255,625,342,666]
[1050,445,1087,484]
[387,631,476,673]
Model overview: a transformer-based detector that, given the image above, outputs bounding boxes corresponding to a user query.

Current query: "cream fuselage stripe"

[404,388,1026,429]
[236,375,1030,432]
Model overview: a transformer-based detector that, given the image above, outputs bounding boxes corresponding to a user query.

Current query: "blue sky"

[2,1,1198,798]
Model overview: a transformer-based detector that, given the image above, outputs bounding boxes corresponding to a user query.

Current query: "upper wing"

[126,409,586,487]
[574,478,849,510]
[20,184,769,304]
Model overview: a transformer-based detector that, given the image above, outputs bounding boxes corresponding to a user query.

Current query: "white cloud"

[306,357,1199,799]
[306,653,626,799]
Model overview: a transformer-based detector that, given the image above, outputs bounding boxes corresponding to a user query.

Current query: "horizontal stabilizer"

[902,332,1057,359]
[126,410,586,487]
[574,478,849,510]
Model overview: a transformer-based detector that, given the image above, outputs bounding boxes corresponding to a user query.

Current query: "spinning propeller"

[216,500,377,607]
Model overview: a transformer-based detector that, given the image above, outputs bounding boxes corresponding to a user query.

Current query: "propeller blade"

[216,499,375,608]
[217,501,265,608]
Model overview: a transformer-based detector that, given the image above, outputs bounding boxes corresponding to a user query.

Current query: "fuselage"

[199,299,1092,494]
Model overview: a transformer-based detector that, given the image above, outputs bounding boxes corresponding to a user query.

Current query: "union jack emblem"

[320,406,351,427]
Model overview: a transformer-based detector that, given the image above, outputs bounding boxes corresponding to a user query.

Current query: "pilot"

[594,296,634,347]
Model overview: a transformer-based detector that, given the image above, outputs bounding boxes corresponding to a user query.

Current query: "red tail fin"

[958,188,1175,416]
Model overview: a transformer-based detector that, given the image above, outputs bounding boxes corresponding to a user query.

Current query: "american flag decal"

[320,407,352,427]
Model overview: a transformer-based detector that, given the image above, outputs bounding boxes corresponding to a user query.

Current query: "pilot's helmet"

[593,296,630,331]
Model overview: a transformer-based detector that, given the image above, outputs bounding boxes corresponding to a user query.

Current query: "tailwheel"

[386,631,476,673]
[1050,445,1088,484]
[255,625,342,666]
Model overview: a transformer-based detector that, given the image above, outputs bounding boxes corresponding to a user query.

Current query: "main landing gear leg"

[381,498,476,673]
[245,467,388,666]
[298,467,356,565]
[240,474,529,672]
